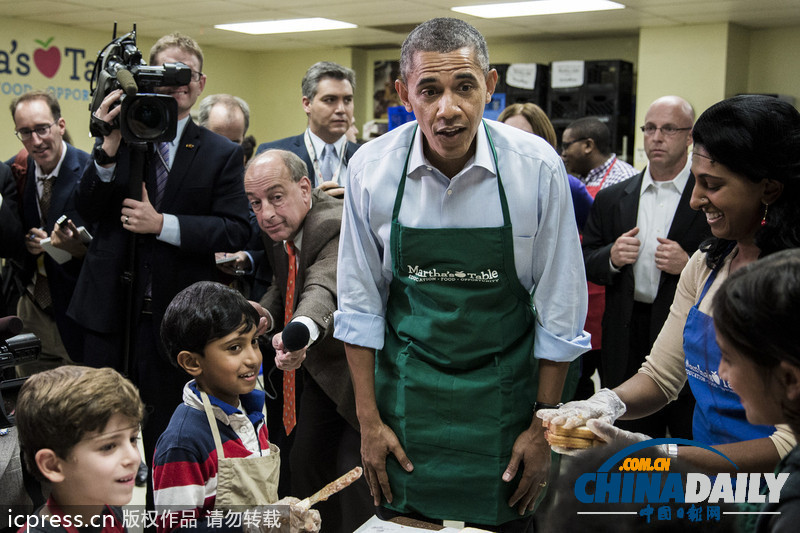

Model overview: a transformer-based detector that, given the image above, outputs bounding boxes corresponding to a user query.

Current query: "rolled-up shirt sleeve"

[527,155,591,362]
[334,147,392,350]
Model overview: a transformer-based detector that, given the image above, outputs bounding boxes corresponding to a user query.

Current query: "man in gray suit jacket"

[247,149,371,533]
[256,61,360,198]
[582,96,710,439]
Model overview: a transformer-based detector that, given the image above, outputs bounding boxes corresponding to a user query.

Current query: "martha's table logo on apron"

[406,265,499,283]
[685,360,734,393]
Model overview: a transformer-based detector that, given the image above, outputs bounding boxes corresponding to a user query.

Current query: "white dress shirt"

[633,157,692,303]
[335,120,590,362]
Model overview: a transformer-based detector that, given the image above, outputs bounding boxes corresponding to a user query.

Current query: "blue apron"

[683,254,775,444]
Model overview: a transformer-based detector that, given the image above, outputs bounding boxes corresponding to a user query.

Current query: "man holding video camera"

[68,33,250,487]
[9,91,90,376]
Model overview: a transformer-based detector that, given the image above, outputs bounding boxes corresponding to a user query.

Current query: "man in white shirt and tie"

[256,61,360,198]
[582,95,710,439]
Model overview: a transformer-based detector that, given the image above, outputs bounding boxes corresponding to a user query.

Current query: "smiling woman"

[540,94,800,478]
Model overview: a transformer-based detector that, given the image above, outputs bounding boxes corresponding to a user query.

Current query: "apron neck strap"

[391,121,511,225]
[200,391,226,459]
[697,243,737,303]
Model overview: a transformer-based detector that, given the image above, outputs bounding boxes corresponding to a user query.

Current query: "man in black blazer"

[10,91,91,374]
[256,61,360,198]
[0,162,23,272]
[582,96,710,438]
[68,33,250,485]
[0,162,25,317]
[248,149,371,533]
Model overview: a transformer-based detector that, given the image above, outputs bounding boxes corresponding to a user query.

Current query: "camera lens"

[126,97,170,140]
[120,93,178,143]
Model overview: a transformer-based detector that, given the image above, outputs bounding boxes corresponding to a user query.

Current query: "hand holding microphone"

[273,321,310,371]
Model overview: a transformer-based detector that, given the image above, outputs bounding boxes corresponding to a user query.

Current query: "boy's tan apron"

[201,391,280,508]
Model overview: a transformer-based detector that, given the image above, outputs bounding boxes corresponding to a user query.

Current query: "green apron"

[377,122,539,525]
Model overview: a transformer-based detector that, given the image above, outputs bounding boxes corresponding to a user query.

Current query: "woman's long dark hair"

[713,249,800,436]
[692,95,800,269]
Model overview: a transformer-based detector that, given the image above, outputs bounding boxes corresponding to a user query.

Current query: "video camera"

[89,24,192,143]
[0,316,41,429]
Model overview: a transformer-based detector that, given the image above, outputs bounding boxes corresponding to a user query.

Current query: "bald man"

[582,95,710,439]
[197,93,249,145]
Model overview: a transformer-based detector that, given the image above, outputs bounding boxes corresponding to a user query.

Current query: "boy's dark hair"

[16,366,144,481]
[160,281,261,366]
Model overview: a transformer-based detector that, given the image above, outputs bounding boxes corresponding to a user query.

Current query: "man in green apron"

[335,18,591,532]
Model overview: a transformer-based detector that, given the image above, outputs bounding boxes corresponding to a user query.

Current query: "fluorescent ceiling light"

[215,18,356,35]
[452,0,625,19]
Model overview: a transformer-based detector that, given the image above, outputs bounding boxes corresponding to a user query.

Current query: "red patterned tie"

[282,240,297,435]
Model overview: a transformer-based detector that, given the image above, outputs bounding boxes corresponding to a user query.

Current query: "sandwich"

[543,419,604,450]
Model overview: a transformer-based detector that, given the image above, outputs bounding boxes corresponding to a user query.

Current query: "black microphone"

[282,321,310,352]
[0,315,23,341]
[116,68,138,98]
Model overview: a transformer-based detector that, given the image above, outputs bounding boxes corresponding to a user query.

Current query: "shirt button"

[447,189,453,196]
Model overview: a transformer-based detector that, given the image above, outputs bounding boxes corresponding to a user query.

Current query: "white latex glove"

[244,498,321,533]
[586,419,671,457]
[536,388,626,429]
[275,497,321,533]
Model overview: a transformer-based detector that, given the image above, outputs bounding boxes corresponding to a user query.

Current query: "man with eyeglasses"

[8,90,91,375]
[582,95,710,439]
[68,32,250,496]
[560,117,638,195]
[560,117,638,406]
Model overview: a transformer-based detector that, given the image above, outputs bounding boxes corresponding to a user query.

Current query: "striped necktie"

[154,141,170,209]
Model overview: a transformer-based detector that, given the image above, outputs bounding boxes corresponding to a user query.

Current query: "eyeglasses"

[640,125,692,136]
[560,137,588,153]
[190,70,203,82]
[15,122,56,141]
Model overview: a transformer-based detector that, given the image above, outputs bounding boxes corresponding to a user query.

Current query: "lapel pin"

[185,144,195,149]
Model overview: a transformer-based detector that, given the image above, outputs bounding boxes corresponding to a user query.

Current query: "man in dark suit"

[256,61,359,198]
[248,149,371,533]
[0,162,24,268]
[9,91,91,374]
[1,162,25,317]
[582,96,709,438]
[68,33,250,489]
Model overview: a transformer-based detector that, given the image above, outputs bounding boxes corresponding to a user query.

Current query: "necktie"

[34,176,55,310]
[154,141,170,209]
[320,143,336,182]
[282,240,298,435]
[38,176,54,226]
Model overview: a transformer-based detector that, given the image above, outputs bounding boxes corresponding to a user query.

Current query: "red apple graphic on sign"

[34,37,60,78]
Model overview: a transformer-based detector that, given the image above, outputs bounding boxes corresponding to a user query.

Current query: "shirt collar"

[34,140,68,180]
[187,380,266,426]
[285,226,304,254]
[168,115,191,149]
[306,128,345,159]
[641,155,692,197]
[585,154,618,182]
[407,121,495,179]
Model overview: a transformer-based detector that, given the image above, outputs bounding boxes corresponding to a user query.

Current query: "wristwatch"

[534,401,563,412]
[93,144,118,165]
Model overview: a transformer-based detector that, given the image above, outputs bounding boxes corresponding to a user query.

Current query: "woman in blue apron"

[540,95,800,472]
